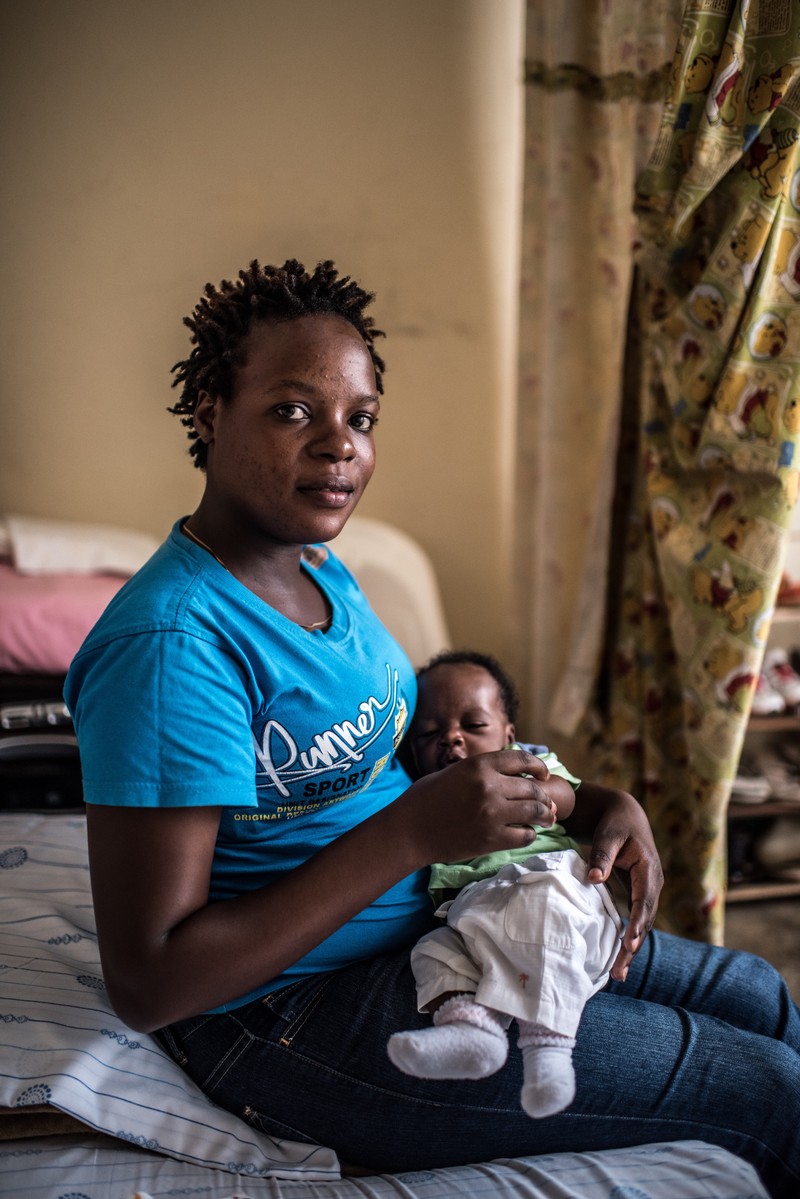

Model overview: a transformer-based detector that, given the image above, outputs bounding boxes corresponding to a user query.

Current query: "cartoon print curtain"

[515,0,679,736]
[516,0,800,942]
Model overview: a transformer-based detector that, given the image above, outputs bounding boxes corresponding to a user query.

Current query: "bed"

[0,514,769,1199]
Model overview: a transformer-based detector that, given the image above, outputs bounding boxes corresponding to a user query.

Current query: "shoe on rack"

[762,647,800,709]
[776,738,800,769]
[754,816,800,869]
[753,747,800,801]
[731,752,771,804]
[750,672,786,717]
[790,647,800,678]
[727,823,761,883]
[777,572,800,606]
[770,862,800,882]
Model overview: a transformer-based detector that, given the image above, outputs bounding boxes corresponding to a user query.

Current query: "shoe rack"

[728,606,800,904]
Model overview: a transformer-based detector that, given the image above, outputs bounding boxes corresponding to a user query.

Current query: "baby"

[388,650,624,1118]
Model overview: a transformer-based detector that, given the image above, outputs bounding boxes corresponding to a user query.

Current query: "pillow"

[0,811,340,1180]
[4,514,161,576]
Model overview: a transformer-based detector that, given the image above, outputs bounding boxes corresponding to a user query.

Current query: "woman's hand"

[567,782,663,981]
[394,747,558,867]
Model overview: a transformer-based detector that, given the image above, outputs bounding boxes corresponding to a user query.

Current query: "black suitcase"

[0,674,83,811]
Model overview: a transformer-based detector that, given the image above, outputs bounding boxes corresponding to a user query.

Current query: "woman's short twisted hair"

[168,258,386,469]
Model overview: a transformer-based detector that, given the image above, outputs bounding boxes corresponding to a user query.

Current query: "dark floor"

[725,898,800,1002]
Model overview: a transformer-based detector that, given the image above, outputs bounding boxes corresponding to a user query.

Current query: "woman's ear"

[193,391,217,444]
[507,723,516,745]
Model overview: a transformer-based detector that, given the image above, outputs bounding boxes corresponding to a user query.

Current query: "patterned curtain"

[516,0,800,942]
[515,0,680,737]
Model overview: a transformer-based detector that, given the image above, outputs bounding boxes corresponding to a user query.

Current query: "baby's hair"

[416,649,519,725]
[169,258,386,469]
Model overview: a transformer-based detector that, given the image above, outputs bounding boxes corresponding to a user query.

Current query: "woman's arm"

[564,781,664,981]
[87,747,557,1032]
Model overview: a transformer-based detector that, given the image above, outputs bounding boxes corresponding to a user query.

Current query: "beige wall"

[0,0,524,667]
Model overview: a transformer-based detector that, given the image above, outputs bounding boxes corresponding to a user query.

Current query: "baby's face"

[409,663,515,776]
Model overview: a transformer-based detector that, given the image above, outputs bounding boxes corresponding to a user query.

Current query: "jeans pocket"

[258,972,337,1048]
[241,1101,322,1147]
[157,1013,215,1067]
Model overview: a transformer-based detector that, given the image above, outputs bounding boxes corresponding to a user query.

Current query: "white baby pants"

[411,849,624,1036]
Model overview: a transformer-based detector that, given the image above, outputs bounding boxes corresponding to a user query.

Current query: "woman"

[65,259,799,1198]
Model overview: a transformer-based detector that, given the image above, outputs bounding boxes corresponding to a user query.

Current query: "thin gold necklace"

[182,521,227,567]
[181,521,331,632]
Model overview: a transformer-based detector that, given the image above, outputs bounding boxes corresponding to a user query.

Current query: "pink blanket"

[0,563,124,674]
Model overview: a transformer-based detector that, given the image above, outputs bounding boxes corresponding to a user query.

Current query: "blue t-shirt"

[64,520,431,1010]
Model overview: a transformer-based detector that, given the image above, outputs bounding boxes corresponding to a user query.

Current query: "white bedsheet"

[0,1136,769,1199]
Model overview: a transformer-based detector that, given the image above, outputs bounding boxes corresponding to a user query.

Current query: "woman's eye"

[274,403,308,422]
[350,412,379,432]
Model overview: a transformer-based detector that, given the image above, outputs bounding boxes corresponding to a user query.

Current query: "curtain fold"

[516,0,800,941]
[515,1,680,738]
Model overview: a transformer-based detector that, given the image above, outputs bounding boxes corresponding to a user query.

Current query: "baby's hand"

[533,798,558,828]
[521,758,558,827]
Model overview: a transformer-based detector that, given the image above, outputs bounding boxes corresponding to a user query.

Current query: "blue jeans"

[158,930,800,1198]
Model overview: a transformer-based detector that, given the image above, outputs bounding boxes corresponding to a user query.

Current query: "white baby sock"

[387,994,508,1079]
[517,1020,576,1118]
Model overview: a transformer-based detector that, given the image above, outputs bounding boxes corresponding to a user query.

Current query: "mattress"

[0,1135,767,1199]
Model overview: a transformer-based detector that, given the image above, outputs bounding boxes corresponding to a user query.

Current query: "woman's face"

[194,314,379,550]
